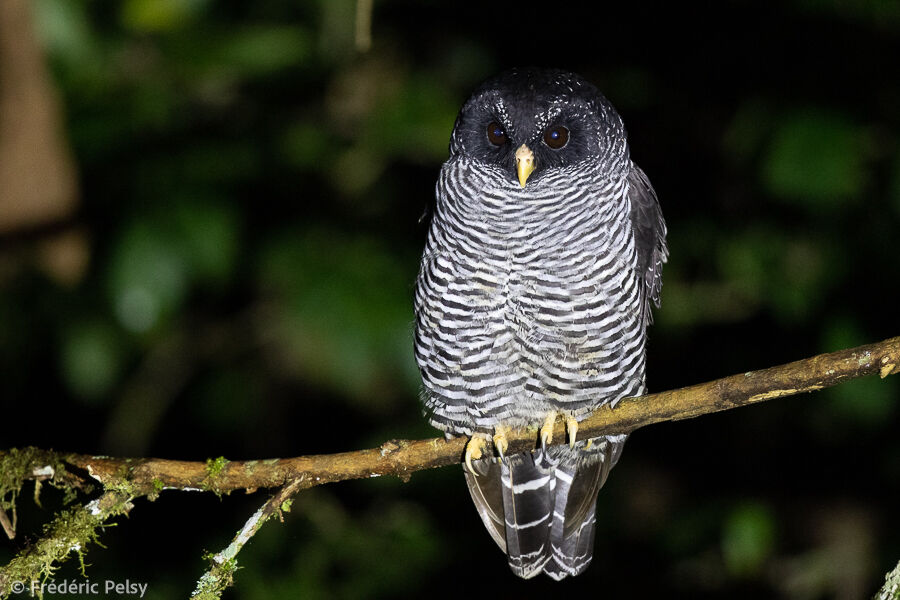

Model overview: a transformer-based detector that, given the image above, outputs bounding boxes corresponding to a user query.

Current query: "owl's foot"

[539,412,580,450]
[492,426,510,460]
[464,435,487,474]
[465,428,511,472]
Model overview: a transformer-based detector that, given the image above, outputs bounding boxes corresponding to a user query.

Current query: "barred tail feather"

[544,462,599,580]
[545,436,624,579]
[501,451,558,578]
[464,436,626,580]
[464,451,557,578]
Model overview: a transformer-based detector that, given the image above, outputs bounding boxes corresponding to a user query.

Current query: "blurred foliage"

[0,0,898,598]
[722,502,777,578]
[258,228,420,405]
[762,110,870,207]
[60,318,125,401]
[235,490,440,599]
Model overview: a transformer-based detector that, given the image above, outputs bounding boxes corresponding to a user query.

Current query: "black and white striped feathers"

[414,68,667,580]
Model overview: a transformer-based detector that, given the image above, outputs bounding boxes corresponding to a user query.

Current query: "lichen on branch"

[0,491,132,594]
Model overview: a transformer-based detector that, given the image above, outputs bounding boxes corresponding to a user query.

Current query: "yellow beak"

[515,144,535,187]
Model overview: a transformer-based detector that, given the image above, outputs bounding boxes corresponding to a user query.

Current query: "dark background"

[1,1,899,598]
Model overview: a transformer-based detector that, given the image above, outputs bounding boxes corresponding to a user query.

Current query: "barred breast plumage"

[414,68,667,580]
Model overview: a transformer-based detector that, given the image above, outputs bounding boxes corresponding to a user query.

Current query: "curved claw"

[464,436,486,474]
[566,416,578,449]
[540,413,556,451]
[492,426,510,461]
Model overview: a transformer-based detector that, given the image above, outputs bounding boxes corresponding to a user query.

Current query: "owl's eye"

[486,122,508,146]
[543,125,569,149]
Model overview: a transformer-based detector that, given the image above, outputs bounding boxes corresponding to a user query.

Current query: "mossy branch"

[877,558,900,600]
[190,477,305,599]
[0,491,133,594]
[1,335,898,598]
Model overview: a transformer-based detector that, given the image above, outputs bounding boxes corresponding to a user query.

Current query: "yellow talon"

[566,416,578,449]
[464,436,486,474]
[492,426,510,460]
[538,413,579,450]
[540,413,556,449]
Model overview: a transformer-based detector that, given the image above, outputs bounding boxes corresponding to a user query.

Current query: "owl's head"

[448,67,630,187]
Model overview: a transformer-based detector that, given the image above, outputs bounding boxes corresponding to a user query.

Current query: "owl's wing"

[463,459,507,551]
[627,164,668,319]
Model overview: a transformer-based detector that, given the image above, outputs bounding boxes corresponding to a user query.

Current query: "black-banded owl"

[414,68,667,579]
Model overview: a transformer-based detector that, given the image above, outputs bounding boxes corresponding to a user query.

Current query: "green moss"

[0,451,152,590]
[146,478,166,502]
[206,457,229,478]
[201,457,231,496]
[0,491,132,592]
[0,448,88,517]
[1,448,43,511]
[101,475,141,498]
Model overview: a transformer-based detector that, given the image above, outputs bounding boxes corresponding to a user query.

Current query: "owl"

[414,67,667,579]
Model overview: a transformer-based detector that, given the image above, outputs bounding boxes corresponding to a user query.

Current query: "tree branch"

[1,335,898,597]
[0,491,133,592]
[0,508,14,541]
[4,336,896,496]
[190,478,306,599]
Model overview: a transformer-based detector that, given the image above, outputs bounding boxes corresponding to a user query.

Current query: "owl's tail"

[464,436,624,580]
